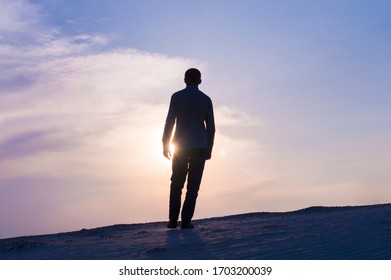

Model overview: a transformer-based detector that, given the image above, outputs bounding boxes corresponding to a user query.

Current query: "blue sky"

[1,0,390,238]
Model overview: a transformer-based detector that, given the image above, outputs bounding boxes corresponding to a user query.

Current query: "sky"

[0,0,390,239]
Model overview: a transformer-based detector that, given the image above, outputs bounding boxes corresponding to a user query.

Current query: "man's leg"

[169,149,188,224]
[181,149,206,225]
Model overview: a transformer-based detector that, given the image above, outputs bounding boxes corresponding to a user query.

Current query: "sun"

[170,143,175,156]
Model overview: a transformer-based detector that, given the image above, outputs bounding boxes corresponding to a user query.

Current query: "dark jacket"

[162,85,215,155]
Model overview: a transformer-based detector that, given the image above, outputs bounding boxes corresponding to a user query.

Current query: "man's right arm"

[162,96,175,159]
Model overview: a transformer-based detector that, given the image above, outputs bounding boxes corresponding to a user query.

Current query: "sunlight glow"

[170,143,175,156]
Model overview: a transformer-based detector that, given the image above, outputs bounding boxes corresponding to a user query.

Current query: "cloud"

[0,130,72,160]
[0,0,42,34]
[0,0,108,69]
[0,47,199,164]
[216,105,261,128]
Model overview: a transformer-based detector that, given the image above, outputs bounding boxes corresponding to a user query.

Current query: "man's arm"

[205,99,216,160]
[162,96,176,159]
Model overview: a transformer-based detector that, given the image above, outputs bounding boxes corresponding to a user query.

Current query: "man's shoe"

[167,220,177,228]
[181,222,194,229]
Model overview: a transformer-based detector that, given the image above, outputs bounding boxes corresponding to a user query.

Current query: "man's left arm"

[205,100,216,160]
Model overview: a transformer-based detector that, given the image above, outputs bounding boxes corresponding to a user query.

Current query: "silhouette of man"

[162,68,215,229]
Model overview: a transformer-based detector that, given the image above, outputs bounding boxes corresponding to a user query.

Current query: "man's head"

[184,68,202,86]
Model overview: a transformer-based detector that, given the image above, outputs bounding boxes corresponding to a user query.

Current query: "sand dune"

[1,204,391,260]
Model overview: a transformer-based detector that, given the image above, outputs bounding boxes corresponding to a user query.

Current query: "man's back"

[164,85,214,150]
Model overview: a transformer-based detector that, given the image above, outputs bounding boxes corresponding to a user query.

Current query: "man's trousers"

[169,148,206,224]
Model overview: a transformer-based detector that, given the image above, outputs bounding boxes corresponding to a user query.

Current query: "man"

[162,68,215,229]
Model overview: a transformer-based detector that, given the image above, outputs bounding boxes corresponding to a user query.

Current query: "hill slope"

[1,204,391,260]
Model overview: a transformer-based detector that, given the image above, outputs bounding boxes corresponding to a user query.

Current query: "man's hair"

[184,68,201,84]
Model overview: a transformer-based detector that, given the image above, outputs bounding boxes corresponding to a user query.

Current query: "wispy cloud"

[0,0,107,67]
[0,130,72,160]
[0,47,199,167]
[0,0,42,34]
[216,105,261,128]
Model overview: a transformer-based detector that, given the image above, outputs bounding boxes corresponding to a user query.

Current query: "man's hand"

[163,147,172,160]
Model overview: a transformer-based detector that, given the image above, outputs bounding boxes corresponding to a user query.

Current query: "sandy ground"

[1,204,391,260]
